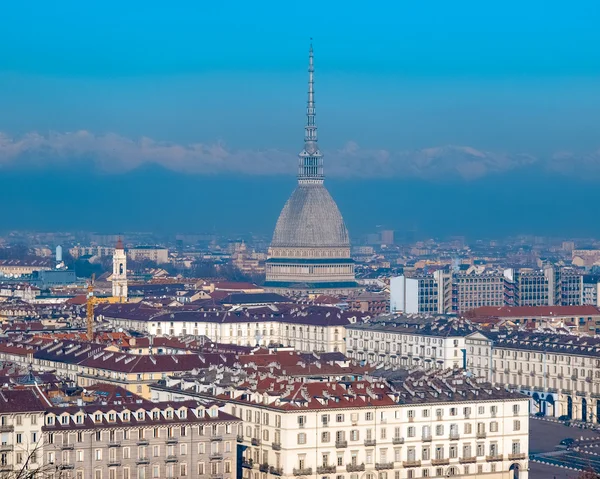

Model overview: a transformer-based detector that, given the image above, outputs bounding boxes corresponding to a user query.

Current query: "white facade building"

[152,370,529,479]
[346,317,477,370]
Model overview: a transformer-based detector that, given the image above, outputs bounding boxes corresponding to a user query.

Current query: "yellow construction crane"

[86,273,124,341]
[86,273,96,341]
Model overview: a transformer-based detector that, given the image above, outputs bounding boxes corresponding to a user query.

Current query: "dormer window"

[179,409,186,419]
[137,412,144,420]
[76,415,83,424]
[108,414,115,422]
[46,416,55,425]
[153,411,159,420]
[166,410,173,419]
[123,413,130,421]
[95,414,102,422]
[61,415,69,425]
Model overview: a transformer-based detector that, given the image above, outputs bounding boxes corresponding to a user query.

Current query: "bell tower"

[112,237,128,301]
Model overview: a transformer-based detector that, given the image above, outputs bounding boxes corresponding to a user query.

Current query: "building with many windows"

[345,317,478,370]
[0,389,240,479]
[100,304,359,354]
[466,330,600,422]
[152,369,529,479]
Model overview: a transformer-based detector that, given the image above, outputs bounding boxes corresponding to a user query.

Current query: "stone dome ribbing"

[271,183,350,249]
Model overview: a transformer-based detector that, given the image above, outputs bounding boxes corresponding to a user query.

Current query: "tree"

[0,439,66,479]
[575,469,600,478]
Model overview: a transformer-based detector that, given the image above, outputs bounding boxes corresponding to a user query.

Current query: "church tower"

[112,238,128,301]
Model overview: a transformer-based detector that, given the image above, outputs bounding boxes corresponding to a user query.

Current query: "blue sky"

[1,1,600,236]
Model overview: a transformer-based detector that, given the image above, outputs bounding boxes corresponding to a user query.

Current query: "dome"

[271,184,350,249]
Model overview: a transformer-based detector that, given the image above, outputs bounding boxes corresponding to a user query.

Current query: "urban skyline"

[2,4,600,478]
[1,2,600,237]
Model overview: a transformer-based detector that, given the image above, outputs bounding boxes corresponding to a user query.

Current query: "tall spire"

[298,40,324,184]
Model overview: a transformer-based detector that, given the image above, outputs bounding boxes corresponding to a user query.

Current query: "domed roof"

[271,184,350,249]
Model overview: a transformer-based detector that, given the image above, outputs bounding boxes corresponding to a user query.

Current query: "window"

[407,427,415,438]
[180,463,187,477]
[198,463,205,475]
[365,412,373,421]
[490,422,498,433]
[297,433,307,445]
[95,449,102,461]
[513,404,520,415]
[298,416,306,428]
[514,420,521,431]
[336,414,344,423]
[322,432,330,443]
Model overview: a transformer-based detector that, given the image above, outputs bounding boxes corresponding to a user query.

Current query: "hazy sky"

[1,1,600,236]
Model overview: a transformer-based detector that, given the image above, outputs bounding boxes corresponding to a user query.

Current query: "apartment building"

[152,369,529,479]
[389,271,452,314]
[392,265,585,315]
[0,389,240,479]
[0,389,47,477]
[466,331,600,422]
[345,317,478,370]
[128,246,169,265]
[100,305,359,354]
[0,338,238,400]
[42,400,239,479]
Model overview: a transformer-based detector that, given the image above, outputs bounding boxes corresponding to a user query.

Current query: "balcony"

[237,435,244,443]
[166,437,178,445]
[137,440,149,446]
[392,437,404,445]
[108,461,121,467]
[364,439,377,447]
[260,464,270,473]
[165,455,179,463]
[210,475,223,479]
[210,453,223,461]
[375,463,394,471]
[476,432,487,439]
[272,442,281,451]
[211,435,223,442]
[449,433,460,441]
[335,440,348,448]
[0,425,13,433]
[317,465,336,474]
[408,416,414,423]
[402,460,421,468]
[0,445,13,452]
[251,438,260,446]
[486,455,504,462]
[572,375,578,381]
[270,467,283,476]
[293,468,312,476]
[242,460,254,469]
[59,464,75,470]
[422,435,432,442]
[108,442,121,448]
[136,458,150,465]
[508,453,527,460]
[61,444,74,450]
[431,458,450,466]
[459,457,477,464]
[346,464,365,473]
